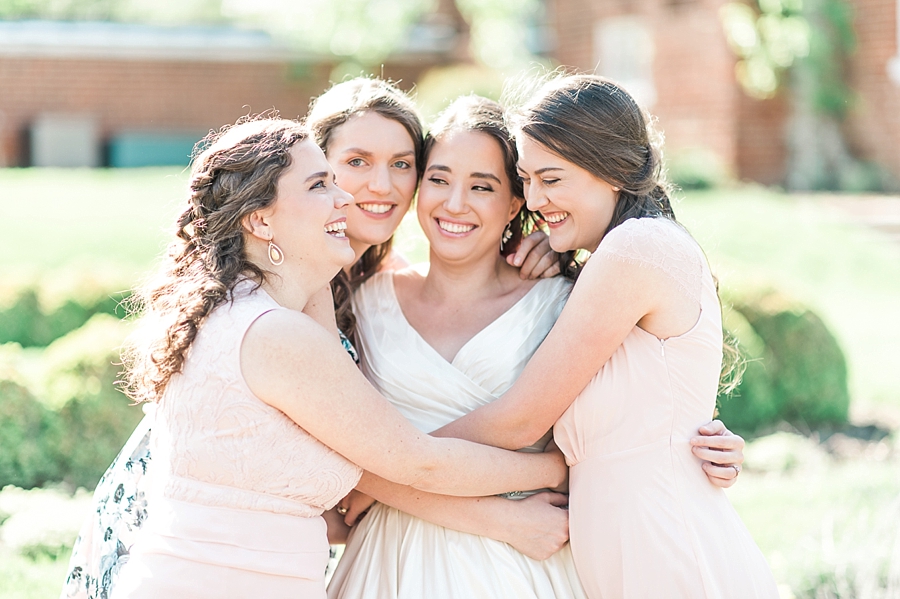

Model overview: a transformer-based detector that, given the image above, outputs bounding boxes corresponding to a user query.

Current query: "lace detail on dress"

[596,217,704,306]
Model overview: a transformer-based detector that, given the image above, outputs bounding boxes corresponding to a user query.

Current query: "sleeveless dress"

[553,218,778,598]
[110,282,362,599]
[61,336,359,599]
[327,273,587,599]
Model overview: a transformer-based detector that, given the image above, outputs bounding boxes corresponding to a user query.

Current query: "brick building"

[549,0,900,186]
[1,1,897,182]
[0,20,456,167]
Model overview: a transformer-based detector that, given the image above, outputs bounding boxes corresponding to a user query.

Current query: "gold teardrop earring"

[267,240,284,266]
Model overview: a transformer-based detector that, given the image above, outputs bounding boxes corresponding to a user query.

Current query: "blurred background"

[0,0,898,597]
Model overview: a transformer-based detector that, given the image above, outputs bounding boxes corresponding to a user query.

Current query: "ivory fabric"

[553,218,779,599]
[327,273,586,599]
[112,281,362,599]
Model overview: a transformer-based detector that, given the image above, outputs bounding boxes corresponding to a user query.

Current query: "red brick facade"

[549,0,900,185]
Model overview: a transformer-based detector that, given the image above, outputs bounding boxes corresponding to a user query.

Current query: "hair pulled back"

[306,77,423,340]
[122,117,308,403]
[423,95,536,257]
[513,74,674,278]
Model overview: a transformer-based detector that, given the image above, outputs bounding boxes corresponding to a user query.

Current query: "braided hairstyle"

[512,74,674,279]
[122,117,308,403]
[306,77,423,341]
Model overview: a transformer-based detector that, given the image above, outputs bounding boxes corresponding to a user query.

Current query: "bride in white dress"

[327,95,585,599]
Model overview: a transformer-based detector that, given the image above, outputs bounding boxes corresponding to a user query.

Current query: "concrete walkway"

[810,194,900,244]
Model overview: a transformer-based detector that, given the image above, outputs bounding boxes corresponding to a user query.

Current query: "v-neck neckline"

[385,273,545,366]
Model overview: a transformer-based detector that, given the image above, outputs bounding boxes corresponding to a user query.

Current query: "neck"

[343,237,373,275]
[419,248,520,306]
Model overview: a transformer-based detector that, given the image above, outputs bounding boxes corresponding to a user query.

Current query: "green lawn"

[1,168,899,598]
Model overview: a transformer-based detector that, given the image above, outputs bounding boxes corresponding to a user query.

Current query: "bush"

[718,290,851,436]
[666,147,729,190]
[0,485,91,560]
[0,284,130,348]
[0,380,61,489]
[42,315,144,489]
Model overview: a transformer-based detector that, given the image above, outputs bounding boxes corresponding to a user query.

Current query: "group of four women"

[62,74,779,598]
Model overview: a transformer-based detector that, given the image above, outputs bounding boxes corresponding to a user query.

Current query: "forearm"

[432,396,537,450]
[357,472,512,541]
[410,436,565,496]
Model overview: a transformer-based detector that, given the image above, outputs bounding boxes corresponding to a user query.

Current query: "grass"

[2,168,899,597]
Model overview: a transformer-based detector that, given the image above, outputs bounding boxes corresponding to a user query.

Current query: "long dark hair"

[306,77,423,340]
[423,95,537,257]
[512,74,674,279]
[122,118,308,403]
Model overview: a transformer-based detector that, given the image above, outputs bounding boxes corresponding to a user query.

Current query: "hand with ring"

[690,420,745,488]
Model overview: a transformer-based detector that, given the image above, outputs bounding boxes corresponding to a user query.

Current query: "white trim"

[0,21,320,63]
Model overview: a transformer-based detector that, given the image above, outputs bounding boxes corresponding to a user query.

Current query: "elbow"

[504,420,549,451]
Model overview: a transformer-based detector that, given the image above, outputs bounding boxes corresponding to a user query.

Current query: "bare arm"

[342,472,570,560]
[240,310,566,496]
[433,254,665,449]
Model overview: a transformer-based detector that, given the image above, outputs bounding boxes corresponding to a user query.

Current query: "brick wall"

[551,0,740,176]
[0,57,434,166]
[844,0,900,178]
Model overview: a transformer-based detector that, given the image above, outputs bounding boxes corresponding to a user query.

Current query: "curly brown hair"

[306,77,423,342]
[122,117,308,403]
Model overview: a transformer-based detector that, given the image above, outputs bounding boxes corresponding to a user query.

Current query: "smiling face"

[262,139,356,277]
[325,111,419,257]
[418,130,523,265]
[516,134,619,253]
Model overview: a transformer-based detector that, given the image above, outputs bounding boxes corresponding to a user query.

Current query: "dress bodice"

[151,281,362,518]
[553,217,722,466]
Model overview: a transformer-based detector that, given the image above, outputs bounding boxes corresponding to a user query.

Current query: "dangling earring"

[267,240,284,266]
[500,222,513,251]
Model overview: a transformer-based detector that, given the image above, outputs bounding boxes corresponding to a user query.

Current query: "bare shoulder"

[244,308,341,358]
[391,263,426,296]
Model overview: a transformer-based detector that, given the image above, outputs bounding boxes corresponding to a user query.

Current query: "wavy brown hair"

[423,95,537,258]
[306,77,424,341]
[122,117,308,403]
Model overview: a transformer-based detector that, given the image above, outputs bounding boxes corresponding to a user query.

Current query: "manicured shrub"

[42,314,143,489]
[0,280,130,348]
[0,379,61,489]
[718,290,850,436]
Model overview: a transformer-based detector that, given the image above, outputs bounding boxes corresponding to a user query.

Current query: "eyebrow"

[428,164,502,183]
[340,148,415,160]
[534,167,564,175]
[305,171,328,182]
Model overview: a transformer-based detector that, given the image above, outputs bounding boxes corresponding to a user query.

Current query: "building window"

[593,15,657,108]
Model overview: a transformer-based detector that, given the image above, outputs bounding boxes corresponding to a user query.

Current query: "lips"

[436,218,476,235]
[324,219,347,238]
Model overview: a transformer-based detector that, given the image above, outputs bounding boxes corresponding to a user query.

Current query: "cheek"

[333,168,366,199]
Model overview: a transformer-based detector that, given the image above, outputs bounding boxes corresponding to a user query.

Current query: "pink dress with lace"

[111,282,362,599]
[554,218,778,599]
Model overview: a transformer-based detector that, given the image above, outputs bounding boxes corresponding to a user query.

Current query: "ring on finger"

[731,464,742,476]
[337,506,349,515]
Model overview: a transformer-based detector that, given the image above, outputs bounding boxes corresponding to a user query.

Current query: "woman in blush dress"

[435,76,779,598]
[87,117,565,599]
[327,96,750,599]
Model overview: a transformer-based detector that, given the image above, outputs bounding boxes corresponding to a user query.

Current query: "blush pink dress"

[112,281,362,599]
[554,218,779,599]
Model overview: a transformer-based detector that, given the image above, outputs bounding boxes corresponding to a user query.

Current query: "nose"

[525,181,547,211]
[443,184,466,214]
[334,185,353,209]
[368,164,391,195]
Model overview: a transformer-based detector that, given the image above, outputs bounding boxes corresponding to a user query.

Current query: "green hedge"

[0,286,130,348]
[718,290,851,436]
[0,315,143,490]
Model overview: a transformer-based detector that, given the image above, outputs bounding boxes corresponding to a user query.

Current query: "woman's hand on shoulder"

[691,420,744,488]
[500,492,570,561]
[507,230,561,279]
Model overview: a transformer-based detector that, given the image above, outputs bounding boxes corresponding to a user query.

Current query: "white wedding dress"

[327,272,586,599]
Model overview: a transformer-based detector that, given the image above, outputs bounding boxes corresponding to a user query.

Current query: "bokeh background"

[1,1,899,597]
